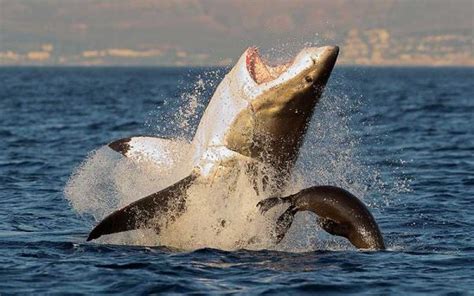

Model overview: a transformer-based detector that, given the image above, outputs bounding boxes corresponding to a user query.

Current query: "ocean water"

[0,66,472,294]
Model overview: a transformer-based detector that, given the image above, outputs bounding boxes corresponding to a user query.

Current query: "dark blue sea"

[0,66,472,294]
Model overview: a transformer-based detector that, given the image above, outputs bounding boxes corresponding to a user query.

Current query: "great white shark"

[85,46,385,250]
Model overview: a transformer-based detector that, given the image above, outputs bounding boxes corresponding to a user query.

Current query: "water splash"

[145,69,225,140]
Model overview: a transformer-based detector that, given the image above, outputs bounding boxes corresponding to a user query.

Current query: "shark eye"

[304,76,313,83]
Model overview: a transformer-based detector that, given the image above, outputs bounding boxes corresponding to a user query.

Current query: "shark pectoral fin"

[318,218,351,238]
[108,136,191,166]
[87,173,198,241]
[109,136,168,156]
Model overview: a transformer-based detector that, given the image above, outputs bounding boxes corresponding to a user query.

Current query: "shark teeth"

[246,47,292,84]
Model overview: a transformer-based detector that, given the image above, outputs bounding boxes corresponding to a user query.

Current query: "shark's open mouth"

[246,47,293,84]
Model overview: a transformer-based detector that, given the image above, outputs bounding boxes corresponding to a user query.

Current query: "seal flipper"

[256,197,297,243]
[87,173,198,241]
[256,197,289,213]
[273,205,298,242]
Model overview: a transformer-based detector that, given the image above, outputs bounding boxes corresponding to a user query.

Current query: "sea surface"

[0,66,472,294]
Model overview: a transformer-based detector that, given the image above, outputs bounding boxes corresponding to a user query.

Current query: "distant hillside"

[1,0,472,65]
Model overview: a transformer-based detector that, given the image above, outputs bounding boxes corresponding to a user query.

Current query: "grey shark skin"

[86,45,384,250]
[258,186,385,250]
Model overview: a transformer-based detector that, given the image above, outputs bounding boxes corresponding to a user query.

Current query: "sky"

[0,0,472,66]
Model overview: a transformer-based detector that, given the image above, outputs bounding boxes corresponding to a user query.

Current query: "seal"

[257,186,385,250]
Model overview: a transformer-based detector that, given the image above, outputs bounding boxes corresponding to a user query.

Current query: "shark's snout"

[315,46,339,73]
[295,46,339,65]
[314,46,339,61]
[317,46,339,68]
[300,46,339,87]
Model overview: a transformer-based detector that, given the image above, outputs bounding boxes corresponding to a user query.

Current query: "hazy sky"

[0,0,472,66]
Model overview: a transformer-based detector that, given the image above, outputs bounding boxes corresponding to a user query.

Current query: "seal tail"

[87,173,198,241]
